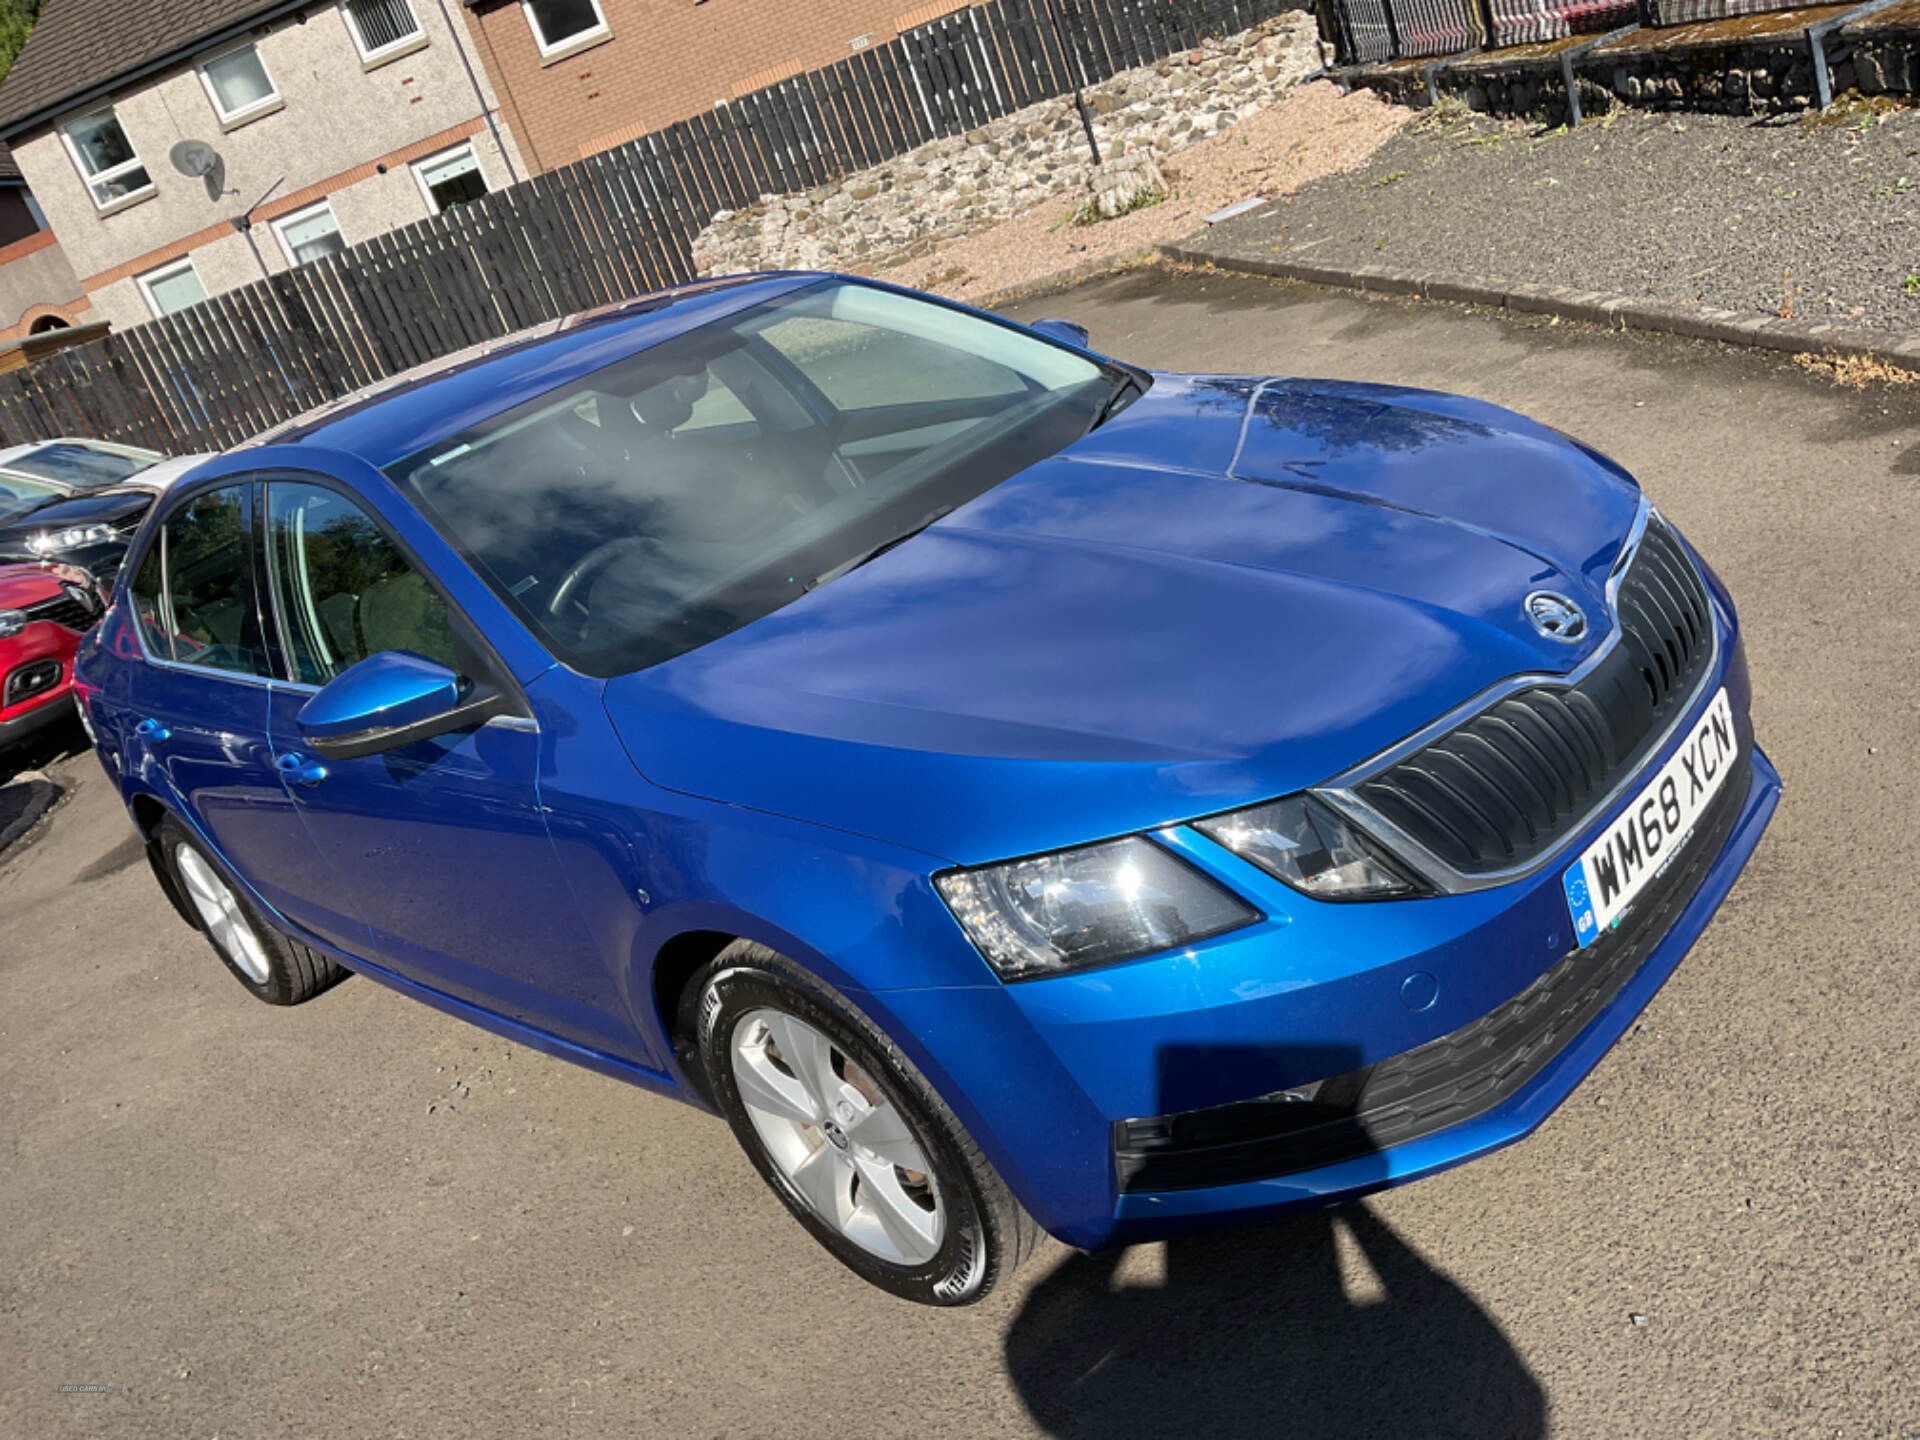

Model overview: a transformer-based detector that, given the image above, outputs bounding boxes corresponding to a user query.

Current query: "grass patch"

[1373,169,1408,187]
[1794,351,1919,389]
[1068,185,1167,227]
[1413,93,1472,129]
[1801,91,1912,129]
[1903,274,1920,297]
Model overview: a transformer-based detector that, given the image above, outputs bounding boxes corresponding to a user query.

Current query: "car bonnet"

[601,374,1647,866]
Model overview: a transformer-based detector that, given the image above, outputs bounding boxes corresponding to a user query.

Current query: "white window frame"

[410,140,489,215]
[60,108,153,212]
[340,0,427,65]
[196,41,282,127]
[521,0,610,59]
[270,199,347,268]
[136,255,208,319]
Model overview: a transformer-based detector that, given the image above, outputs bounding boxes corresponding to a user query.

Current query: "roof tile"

[0,0,290,132]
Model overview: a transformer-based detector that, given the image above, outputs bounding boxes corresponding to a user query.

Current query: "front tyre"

[692,941,1041,1306]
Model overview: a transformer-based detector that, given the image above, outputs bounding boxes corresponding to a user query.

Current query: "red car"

[0,562,98,751]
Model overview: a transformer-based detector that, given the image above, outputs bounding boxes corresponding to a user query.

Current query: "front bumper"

[1110,743,1778,1237]
[0,627,77,750]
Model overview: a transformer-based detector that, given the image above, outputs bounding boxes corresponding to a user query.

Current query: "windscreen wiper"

[1088,373,1145,432]
[807,504,957,592]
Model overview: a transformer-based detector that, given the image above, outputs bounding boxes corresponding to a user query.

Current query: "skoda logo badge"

[1525,591,1587,642]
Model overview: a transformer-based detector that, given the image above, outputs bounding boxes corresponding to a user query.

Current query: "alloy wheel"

[174,847,272,985]
[730,1007,945,1266]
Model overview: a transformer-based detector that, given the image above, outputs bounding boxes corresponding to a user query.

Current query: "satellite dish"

[168,140,226,201]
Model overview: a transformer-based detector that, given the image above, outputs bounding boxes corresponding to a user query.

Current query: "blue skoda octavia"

[75,275,1779,1304]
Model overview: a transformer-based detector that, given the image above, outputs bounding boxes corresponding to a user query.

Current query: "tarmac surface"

[1199,105,1920,335]
[3,268,1917,1439]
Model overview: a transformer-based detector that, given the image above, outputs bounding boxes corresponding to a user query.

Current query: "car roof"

[265,272,825,472]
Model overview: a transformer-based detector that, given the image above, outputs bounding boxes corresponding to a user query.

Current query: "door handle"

[276,752,330,787]
[134,717,171,744]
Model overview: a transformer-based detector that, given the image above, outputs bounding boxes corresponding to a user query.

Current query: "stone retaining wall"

[1459,43,1827,120]
[1348,10,1920,123]
[691,14,1322,278]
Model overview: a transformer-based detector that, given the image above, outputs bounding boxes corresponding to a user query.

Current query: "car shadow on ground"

[0,711,87,786]
[1004,1044,1546,1440]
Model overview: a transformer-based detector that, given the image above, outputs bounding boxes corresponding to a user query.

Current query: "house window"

[273,201,348,267]
[199,43,280,125]
[138,256,208,318]
[413,143,489,214]
[62,109,152,210]
[343,0,424,62]
[522,0,608,56]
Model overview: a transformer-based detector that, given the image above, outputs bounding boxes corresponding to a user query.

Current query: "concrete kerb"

[969,244,1167,312]
[0,775,63,859]
[1153,241,1920,371]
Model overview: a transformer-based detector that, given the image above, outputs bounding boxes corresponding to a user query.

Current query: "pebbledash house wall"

[0,230,90,339]
[460,0,973,171]
[9,2,527,332]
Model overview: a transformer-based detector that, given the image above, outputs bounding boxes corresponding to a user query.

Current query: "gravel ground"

[880,81,1411,304]
[1194,101,1920,334]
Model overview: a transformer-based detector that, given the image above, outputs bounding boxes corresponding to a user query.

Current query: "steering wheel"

[548,535,655,619]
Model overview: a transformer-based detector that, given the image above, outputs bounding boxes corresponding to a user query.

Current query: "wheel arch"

[649,927,742,1101]
[129,793,202,933]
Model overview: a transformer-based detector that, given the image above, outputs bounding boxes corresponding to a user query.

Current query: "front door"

[121,480,322,924]
[257,475,641,1062]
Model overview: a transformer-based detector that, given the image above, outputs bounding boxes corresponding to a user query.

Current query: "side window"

[147,485,272,676]
[265,480,455,686]
[128,536,166,648]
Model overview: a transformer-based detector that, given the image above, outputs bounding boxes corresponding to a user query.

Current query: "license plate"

[1563,687,1738,947]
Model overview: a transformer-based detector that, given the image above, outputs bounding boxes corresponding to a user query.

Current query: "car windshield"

[386,280,1120,676]
[0,473,62,524]
[6,443,156,489]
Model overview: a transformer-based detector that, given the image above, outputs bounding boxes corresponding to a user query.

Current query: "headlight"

[935,835,1259,982]
[0,609,24,640]
[1195,794,1429,901]
[26,524,115,556]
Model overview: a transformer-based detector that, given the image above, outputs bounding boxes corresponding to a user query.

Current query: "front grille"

[24,590,97,633]
[1115,750,1751,1194]
[4,656,63,708]
[1355,515,1714,875]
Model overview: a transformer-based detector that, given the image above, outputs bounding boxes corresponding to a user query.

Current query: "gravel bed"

[1189,102,1920,334]
[879,81,1410,304]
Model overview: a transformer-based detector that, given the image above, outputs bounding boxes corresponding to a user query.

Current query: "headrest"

[631,371,710,435]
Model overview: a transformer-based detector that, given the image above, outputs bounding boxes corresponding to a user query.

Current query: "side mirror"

[1030,318,1090,349]
[298,651,504,760]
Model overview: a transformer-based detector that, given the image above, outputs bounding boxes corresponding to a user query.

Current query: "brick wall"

[463,0,964,170]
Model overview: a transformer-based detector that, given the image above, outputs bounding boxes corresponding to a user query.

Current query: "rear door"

[121,481,324,923]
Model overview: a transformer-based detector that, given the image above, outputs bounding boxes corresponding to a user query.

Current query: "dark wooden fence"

[0,0,1301,455]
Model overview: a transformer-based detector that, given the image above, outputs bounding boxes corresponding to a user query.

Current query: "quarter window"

[342,0,424,62]
[61,110,152,209]
[522,0,608,56]
[272,201,347,267]
[264,481,456,687]
[143,485,272,677]
[199,43,280,125]
[413,143,489,215]
[137,256,208,318]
